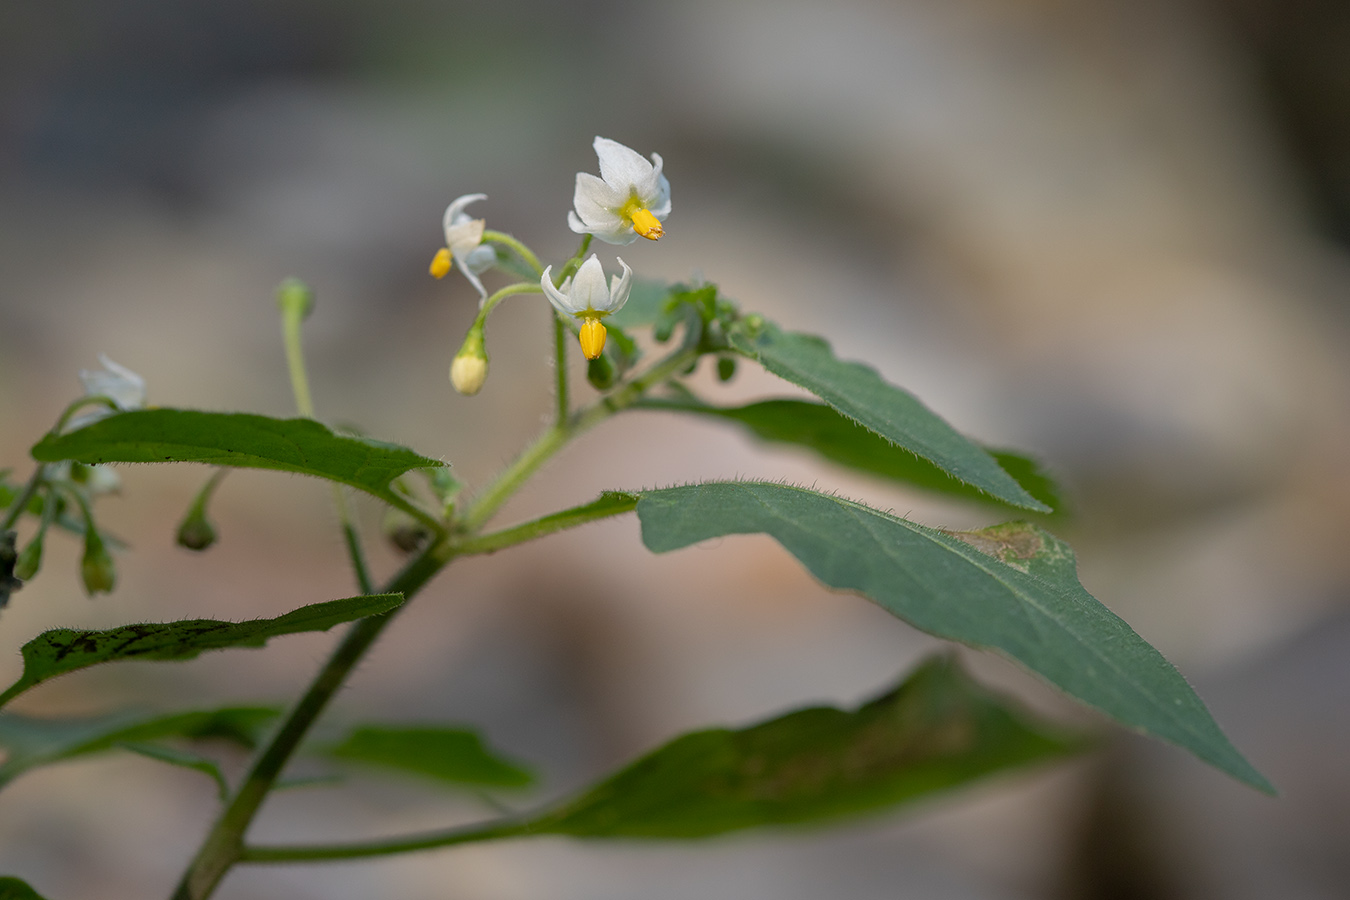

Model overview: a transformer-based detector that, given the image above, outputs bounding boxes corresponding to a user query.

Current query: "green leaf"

[532,655,1080,838]
[636,482,1272,793]
[607,278,675,329]
[30,409,446,525]
[0,706,278,790]
[0,593,403,708]
[328,726,534,788]
[119,741,231,800]
[0,876,48,900]
[642,397,1063,514]
[730,326,1049,512]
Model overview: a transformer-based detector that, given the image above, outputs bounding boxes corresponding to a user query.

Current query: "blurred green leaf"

[120,741,231,800]
[642,396,1063,513]
[31,409,446,523]
[607,278,675,329]
[0,876,48,899]
[0,594,403,708]
[533,655,1080,837]
[636,482,1272,793]
[730,326,1049,512]
[0,706,277,790]
[328,725,534,788]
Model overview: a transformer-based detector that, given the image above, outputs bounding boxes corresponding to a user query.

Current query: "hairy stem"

[169,545,446,899]
[1,466,45,532]
[239,815,533,863]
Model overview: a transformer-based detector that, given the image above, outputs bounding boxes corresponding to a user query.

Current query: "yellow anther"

[579,317,607,360]
[629,207,664,240]
[429,247,453,279]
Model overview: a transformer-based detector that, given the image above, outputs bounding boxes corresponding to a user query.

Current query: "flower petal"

[443,194,487,243]
[593,137,655,194]
[540,266,577,316]
[569,255,610,313]
[569,209,638,245]
[644,153,672,217]
[463,244,497,274]
[573,173,625,220]
[446,217,486,255]
[80,355,146,411]
[602,257,634,314]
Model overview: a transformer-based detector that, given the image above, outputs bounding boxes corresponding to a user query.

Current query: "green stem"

[454,492,637,557]
[280,297,374,594]
[172,326,698,898]
[554,313,569,424]
[481,230,543,276]
[239,816,533,863]
[459,343,699,533]
[1,465,45,532]
[169,543,447,900]
[50,396,120,434]
[474,282,544,323]
[280,307,315,420]
[553,234,592,286]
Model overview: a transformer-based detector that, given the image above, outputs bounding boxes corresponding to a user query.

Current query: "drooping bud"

[451,327,489,395]
[579,317,607,361]
[429,247,453,279]
[13,529,44,581]
[587,352,616,390]
[717,356,737,382]
[176,508,217,551]
[80,527,116,595]
[175,470,226,551]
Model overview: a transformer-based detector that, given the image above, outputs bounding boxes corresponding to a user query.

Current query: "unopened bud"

[13,530,44,581]
[587,352,616,390]
[276,278,315,320]
[717,356,737,382]
[176,510,217,551]
[81,528,116,595]
[451,329,488,395]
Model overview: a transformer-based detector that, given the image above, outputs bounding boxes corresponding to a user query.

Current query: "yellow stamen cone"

[630,207,664,240]
[429,247,453,279]
[579,318,607,360]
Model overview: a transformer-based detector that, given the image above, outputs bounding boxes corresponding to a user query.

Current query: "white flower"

[568,137,670,245]
[68,355,146,430]
[539,255,633,360]
[430,193,497,300]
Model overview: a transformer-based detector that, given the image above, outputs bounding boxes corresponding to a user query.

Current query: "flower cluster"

[434,137,670,389]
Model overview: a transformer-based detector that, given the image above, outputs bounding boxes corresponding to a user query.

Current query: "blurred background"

[3,0,1350,897]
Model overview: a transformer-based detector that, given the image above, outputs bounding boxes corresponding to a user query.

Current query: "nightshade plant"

[0,136,1272,900]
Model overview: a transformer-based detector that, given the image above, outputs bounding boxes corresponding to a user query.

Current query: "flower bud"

[587,353,616,390]
[81,528,116,595]
[176,509,217,551]
[451,328,489,396]
[13,530,44,581]
[275,278,315,321]
[717,356,737,382]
